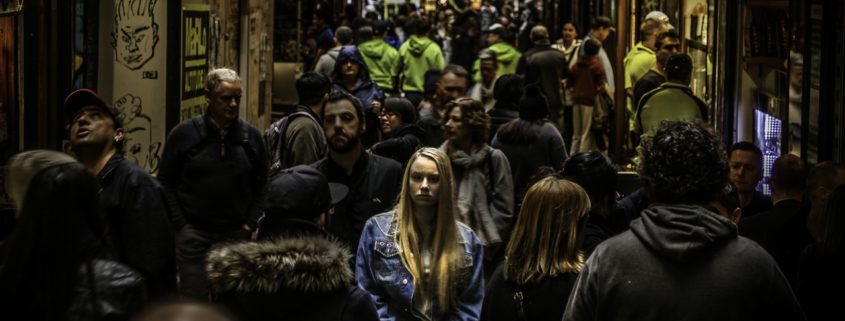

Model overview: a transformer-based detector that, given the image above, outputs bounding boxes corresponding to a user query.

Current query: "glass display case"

[753,89,786,196]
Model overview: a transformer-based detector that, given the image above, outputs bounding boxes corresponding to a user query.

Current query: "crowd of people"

[0,2,843,321]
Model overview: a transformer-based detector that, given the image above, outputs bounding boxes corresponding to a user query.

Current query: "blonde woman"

[356,147,484,321]
[480,176,591,321]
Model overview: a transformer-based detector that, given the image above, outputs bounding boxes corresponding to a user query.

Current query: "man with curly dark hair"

[563,121,806,321]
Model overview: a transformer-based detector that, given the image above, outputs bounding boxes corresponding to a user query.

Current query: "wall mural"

[101,0,166,175]
[114,93,162,173]
[112,0,159,70]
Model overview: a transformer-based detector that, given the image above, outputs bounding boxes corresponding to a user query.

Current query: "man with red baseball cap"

[65,88,176,299]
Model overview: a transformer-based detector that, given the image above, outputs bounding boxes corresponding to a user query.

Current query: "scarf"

[441,142,501,246]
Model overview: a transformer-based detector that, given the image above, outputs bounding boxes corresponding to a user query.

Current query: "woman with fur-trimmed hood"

[206,165,378,321]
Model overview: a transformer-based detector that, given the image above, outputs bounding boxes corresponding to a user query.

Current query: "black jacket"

[370,123,425,167]
[488,105,519,142]
[518,43,568,111]
[740,191,773,220]
[563,204,806,321]
[158,113,269,232]
[481,263,577,321]
[312,152,403,250]
[98,153,175,298]
[739,199,812,286]
[67,259,147,321]
[207,227,378,321]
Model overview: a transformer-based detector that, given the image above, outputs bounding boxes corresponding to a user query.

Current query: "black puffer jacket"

[68,259,147,321]
[370,123,426,167]
[207,231,378,321]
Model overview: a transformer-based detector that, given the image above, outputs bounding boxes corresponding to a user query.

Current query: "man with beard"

[311,91,403,250]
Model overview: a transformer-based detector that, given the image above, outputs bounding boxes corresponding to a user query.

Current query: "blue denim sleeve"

[356,218,393,321]
[449,231,485,321]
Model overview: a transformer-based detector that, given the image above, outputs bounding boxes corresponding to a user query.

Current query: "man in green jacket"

[399,18,445,107]
[473,23,522,82]
[624,20,667,129]
[635,53,708,145]
[358,21,400,95]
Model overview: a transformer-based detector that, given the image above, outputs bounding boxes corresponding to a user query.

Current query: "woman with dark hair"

[440,98,514,277]
[332,45,385,147]
[0,151,145,321]
[371,97,426,167]
[487,74,524,138]
[796,184,845,321]
[356,148,484,321]
[561,151,625,256]
[492,84,568,210]
[481,176,590,321]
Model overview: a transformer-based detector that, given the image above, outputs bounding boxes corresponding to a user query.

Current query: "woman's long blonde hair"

[395,147,463,310]
[505,176,591,286]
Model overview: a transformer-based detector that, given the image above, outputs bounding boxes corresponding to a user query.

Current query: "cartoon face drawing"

[112,0,159,70]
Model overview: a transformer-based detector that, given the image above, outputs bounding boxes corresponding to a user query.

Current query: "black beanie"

[518,83,549,120]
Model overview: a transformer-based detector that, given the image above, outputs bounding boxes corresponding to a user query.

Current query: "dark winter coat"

[158,113,269,232]
[98,153,175,298]
[739,199,812,286]
[481,263,578,321]
[518,43,568,111]
[563,204,806,321]
[67,259,147,321]
[370,123,425,167]
[487,105,519,142]
[491,121,567,206]
[207,230,378,321]
[311,152,403,250]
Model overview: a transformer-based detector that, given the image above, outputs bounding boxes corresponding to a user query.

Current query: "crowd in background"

[0,1,842,321]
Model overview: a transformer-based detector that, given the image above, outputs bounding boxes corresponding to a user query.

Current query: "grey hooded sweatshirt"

[562,204,806,321]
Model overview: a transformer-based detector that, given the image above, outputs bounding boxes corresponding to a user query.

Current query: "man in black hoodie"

[563,121,805,321]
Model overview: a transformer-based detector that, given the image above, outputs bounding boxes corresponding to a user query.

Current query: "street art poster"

[102,0,166,174]
[180,4,210,122]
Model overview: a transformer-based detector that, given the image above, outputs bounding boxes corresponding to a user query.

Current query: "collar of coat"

[206,234,353,294]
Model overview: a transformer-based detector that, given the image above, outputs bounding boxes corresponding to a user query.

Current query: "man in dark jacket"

[518,25,568,132]
[729,141,772,219]
[563,121,806,321]
[418,64,469,147]
[158,68,269,300]
[267,72,329,174]
[740,154,811,286]
[312,91,403,250]
[206,165,378,321]
[65,88,175,299]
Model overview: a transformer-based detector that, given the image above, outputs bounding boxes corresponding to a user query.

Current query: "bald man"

[739,154,811,286]
[518,24,569,133]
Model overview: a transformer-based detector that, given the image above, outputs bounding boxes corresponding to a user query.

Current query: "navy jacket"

[98,153,175,298]
[158,113,269,232]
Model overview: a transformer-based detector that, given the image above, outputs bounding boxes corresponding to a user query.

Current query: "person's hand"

[242,224,252,232]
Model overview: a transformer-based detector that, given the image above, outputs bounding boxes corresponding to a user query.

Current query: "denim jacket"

[356,211,485,321]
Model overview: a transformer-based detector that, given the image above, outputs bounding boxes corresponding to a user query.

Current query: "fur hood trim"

[206,235,353,294]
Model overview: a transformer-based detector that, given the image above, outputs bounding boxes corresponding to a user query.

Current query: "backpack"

[264,111,321,177]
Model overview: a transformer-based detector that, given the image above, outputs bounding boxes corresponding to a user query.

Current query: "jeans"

[174,224,251,301]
